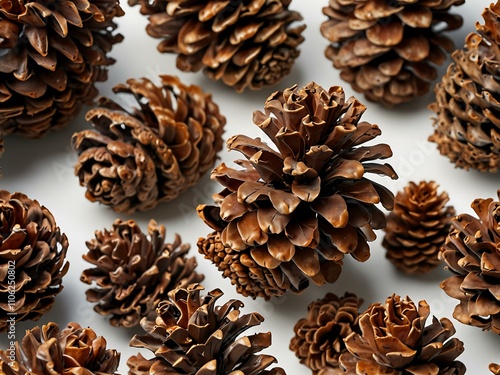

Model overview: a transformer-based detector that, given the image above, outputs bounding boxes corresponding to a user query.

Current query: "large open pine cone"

[0,190,69,331]
[440,190,500,334]
[81,218,204,327]
[321,0,464,107]
[128,283,285,375]
[0,0,124,138]
[128,0,305,92]
[72,75,226,213]
[339,294,466,375]
[382,180,456,274]
[429,2,500,173]
[0,322,120,375]
[197,81,398,300]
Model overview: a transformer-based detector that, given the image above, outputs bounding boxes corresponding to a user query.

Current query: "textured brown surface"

[429,2,500,172]
[81,218,204,327]
[72,74,226,213]
[491,363,500,374]
[321,0,464,107]
[382,180,456,274]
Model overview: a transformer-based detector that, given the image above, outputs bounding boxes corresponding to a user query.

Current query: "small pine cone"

[429,2,500,173]
[128,0,305,92]
[440,189,500,334]
[382,180,456,274]
[339,294,466,375]
[491,363,500,375]
[0,190,69,331]
[72,75,226,213]
[320,0,464,107]
[0,0,124,138]
[81,218,204,327]
[289,292,363,375]
[197,82,398,300]
[0,322,120,375]
[128,283,286,375]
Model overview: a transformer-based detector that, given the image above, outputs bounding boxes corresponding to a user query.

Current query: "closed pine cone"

[0,190,69,331]
[128,0,305,92]
[128,283,285,375]
[429,2,500,173]
[197,82,397,300]
[72,75,226,213]
[81,218,204,327]
[0,0,124,138]
[339,294,466,375]
[382,180,456,274]
[321,0,464,107]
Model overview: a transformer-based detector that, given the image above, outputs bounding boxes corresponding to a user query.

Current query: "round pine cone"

[0,190,69,331]
[197,81,398,300]
[127,0,305,92]
[128,283,286,375]
[72,75,226,213]
[382,180,456,274]
[289,292,363,375]
[0,0,124,138]
[0,322,120,375]
[320,0,464,107]
[429,2,500,173]
[339,294,466,375]
[440,189,500,334]
[81,218,204,327]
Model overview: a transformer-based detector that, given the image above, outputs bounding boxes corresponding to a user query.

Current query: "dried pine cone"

[440,189,500,334]
[0,0,124,138]
[81,218,204,327]
[72,75,226,213]
[0,322,120,375]
[127,0,305,92]
[339,294,466,375]
[197,82,398,300]
[429,2,500,172]
[0,190,69,331]
[289,292,363,375]
[128,283,286,375]
[382,180,456,274]
[320,0,464,107]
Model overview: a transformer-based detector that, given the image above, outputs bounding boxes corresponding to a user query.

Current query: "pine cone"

[289,292,363,375]
[0,0,124,138]
[197,82,398,300]
[72,74,226,213]
[0,321,120,375]
[320,0,464,107]
[339,294,466,375]
[382,180,456,274]
[0,190,69,331]
[127,0,305,92]
[429,2,500,172]
[491,363,500,375]
[128,283,286,375]
[81,218,204,327]
[439,189,500,334]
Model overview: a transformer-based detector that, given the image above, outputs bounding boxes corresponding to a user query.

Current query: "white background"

[1,1,498,374]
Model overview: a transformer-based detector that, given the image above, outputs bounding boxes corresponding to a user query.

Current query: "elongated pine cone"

[0,190,69,332]
[320,0,464,107]
[72,75,226,213]
[127,283,286,375]
[289,292,363,375]
[440,189,500,334]
[81,218,204,327]
[197,82,398,300]
[0,0,124,138]
[127,0,305,92]
[0,322,120,375]
[339,294,466,375]
[382,180,456,274]
[429,2,500,172]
